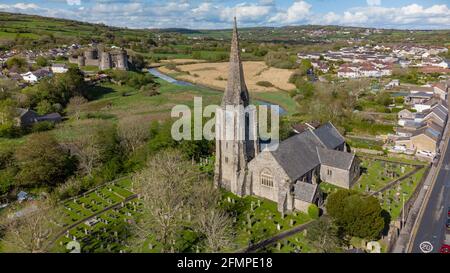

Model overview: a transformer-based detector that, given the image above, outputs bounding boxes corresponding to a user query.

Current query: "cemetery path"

[48,193,138,249]
[241,218,320,253]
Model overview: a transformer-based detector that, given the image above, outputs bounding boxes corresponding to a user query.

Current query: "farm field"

[158,61,296,92]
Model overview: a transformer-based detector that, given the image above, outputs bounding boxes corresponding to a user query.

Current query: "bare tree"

[117,116,150,155]
[69,133,102,177]
[67,96,88,120]
[0,200,63,253]
[190,181,233,252]
[131,149,199,253]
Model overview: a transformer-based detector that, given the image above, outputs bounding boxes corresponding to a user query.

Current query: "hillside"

[0,12,152,49]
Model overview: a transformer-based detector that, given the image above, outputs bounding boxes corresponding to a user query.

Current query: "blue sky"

[0,0,449,29]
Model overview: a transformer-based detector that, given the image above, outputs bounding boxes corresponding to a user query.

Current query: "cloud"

[0,0,448,30]
[311,3,450,29]
[67,0,81,6]
[220,3,273,23]
[269,0,312,24]
[366,0,381,6]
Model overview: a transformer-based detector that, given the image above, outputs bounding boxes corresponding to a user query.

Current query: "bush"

[31,121,55,133]
[256,81,274,87]
[326,189,385,240]
[308,204,320,219]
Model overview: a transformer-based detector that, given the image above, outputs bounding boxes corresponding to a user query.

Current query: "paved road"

[410,140,450,253]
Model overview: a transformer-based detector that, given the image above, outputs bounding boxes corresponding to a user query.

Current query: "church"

[214,18,361,214]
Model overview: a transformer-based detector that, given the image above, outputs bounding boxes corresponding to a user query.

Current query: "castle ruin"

[69,46,129,71]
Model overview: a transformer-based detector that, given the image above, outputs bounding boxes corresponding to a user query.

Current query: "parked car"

[440,232,450,254]
[447,206,450,217]
[447,218,450,230]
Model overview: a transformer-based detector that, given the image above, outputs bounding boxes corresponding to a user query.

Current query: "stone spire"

[222,17,250,107]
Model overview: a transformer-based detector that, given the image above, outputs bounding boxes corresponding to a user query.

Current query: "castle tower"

[116,49,128,70]
[214,18,259,196]
[99,51,112,70]
[77,55,85,67]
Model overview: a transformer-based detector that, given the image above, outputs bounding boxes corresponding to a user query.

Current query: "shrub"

[308,204,320,219]
[31,121,55,133]
[256,81,274,88]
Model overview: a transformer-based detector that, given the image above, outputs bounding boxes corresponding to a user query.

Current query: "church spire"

[222,17,250,106]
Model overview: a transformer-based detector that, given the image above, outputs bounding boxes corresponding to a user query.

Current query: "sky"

[0,0,449,30]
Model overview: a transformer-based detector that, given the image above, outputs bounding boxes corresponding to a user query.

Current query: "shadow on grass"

[86,85,115,101]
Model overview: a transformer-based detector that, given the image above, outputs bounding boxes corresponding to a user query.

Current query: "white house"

[20,72,38,83]
[51,63,68,73]
[20,69,52,83]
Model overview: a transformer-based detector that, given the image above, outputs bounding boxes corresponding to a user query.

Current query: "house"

[51,63,69,73]
[432,83,448,100]
[214,19,361,215]
[337,67,358,78]
[15,108,40,127]
[20,69,52,83]
[15,108,62,128]
[385,79,400,90]
[405,91,433,105]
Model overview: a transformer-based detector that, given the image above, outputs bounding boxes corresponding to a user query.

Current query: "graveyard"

[56,178,143,253]
[321,155,428,220]
[220,192,313,250]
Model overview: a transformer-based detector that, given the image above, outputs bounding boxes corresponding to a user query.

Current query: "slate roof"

[294,182,318,203]
[316,147,355,170]
[270,129,323,181]
[412,127,441,141]
[311,122,345,149]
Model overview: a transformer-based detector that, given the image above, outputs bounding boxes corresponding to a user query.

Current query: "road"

[410,138,450,253]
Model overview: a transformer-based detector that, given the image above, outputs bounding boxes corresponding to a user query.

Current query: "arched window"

[260,169,274,188]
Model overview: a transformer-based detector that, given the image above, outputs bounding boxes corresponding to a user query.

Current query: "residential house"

[51,63,69,74]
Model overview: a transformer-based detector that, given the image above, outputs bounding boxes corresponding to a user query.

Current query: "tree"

[117,116,150,155]
[6,57,28,73]
[326,189,385,240]
[35,100,54,115]
[0,200,63,253]
[69,122,118,177]
[15,133,75,187]
[306,218,341,253]
[191,181,233,252]
[132,150,200,252]
[307,204,320,219]
[66,96,88,120]
[36,56,48,68]
[0,98,19,137]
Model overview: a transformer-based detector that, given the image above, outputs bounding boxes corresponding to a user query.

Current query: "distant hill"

[0,12,448,49]
[0,12,151,49]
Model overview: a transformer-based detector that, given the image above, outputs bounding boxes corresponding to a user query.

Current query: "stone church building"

[214,18,361,214]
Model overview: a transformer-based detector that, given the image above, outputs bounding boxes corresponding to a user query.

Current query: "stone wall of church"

[319,164,351,189]
[248,152,293,211]
[294,199,311,213]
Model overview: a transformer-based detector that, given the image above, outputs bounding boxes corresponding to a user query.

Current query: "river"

[148,68,287,115]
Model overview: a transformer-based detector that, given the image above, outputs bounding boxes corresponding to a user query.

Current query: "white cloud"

[220,3,272,23]
[67,0,81,6]
[366,0,381,7]
[269,0,312,24]
[0,0,449,30]
[0,3,40,10]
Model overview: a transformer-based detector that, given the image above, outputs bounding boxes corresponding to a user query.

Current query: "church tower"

[214,18,259,196]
